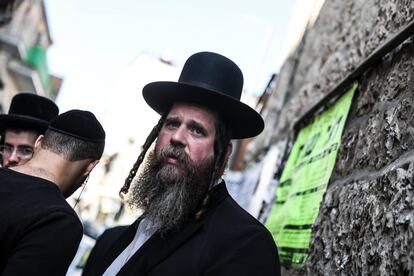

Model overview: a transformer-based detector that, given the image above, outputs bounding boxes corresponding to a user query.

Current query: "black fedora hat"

[0,93,59,133]
[142,51,264,139]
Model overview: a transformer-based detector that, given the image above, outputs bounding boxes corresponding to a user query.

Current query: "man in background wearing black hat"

[0,109,106,275]
[0,93,59,167]
[82,52,281,276]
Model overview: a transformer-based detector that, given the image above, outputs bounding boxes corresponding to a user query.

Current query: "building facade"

[0,0,59,112]
[247,0,414,275]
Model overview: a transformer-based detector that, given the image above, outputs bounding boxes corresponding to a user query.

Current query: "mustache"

[127,147,215,234]
[158,145,190,165]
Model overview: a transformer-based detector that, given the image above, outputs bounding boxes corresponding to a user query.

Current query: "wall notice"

[266,83,357,266]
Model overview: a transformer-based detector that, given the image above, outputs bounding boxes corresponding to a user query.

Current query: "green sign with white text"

[266,83,357,266]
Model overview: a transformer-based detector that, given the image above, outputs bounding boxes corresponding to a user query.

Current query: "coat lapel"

[119,219,204,275]
[117,182,229,275]
[97,218,142,275]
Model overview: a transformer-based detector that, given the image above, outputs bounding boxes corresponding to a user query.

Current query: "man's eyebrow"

[4,143,32,148]
[17,145,33,149]
[164,116,181,124]
[187,120,209,135]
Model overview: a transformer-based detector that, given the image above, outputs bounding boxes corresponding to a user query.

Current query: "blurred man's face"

[2,130,38,167]
[128,103,218,233]
[155,102,216,174]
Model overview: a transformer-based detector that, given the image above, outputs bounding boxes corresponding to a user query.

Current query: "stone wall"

[250,0,414,274]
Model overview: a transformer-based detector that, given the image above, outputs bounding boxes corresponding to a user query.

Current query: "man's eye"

[2,145,13,153]
[191,127,205,137]
[165,121,179,129]
[20,148,33,155]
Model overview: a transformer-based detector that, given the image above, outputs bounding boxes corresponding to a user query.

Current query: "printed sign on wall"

[265,83,357,266]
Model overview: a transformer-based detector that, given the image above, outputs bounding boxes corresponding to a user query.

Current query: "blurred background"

[9,0,413,275]
[41,0,311,238]
[0,0,311,274]
[3,0,413,275]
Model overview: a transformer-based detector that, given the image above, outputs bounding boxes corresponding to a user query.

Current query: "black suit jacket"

[82,183,281,275]
[0,168,83,275]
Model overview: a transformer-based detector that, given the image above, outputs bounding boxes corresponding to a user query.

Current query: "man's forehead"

[4,129,39,143]
[5,127,39,135]
[167,102,218,120]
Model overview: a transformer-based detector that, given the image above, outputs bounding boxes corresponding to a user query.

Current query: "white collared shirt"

[103,218,157,276]
[102,180,222,275]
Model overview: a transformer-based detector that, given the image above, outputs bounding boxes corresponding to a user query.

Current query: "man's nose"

[171,126,187,147]
[5,150,19,166]
[8,149,20,162]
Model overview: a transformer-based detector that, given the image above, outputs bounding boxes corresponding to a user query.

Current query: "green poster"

[266,83,357,266]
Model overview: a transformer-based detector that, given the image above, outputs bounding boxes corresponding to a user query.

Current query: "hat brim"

[143,81,264,139]
[0,114,50,133]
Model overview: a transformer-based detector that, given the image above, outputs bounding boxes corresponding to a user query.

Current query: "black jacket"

[82,183,281,275]
[0,168,83,275]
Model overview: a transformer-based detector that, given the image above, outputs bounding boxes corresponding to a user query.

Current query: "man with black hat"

[0,93,59,167]
[0,109,106,275]
[82,52,281,276]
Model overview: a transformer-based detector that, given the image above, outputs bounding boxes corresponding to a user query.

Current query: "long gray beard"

[127,145,215,235]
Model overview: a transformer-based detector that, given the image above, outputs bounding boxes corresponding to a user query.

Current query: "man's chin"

[158,164,185,180]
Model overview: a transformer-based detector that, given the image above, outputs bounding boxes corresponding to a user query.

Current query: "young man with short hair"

[0,93,59,167]
[0,109,106,275]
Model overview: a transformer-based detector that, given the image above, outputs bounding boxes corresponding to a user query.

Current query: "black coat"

[0,168,83,276]
[82,183,281,275]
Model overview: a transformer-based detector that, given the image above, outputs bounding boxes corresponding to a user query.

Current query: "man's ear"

[225,142,233,160]
[83,160,100,176]
[34,135,44,151]
[217,142,233,178]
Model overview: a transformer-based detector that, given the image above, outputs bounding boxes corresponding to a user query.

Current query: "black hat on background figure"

[0,93,59,133]
[49,109,106,143]
[48,109,106,158]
